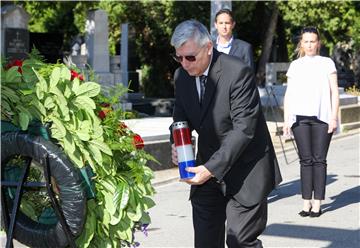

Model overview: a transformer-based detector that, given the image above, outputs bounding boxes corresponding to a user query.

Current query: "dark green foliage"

[6,0,359,96]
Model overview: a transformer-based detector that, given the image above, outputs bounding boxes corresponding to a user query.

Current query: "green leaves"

[2,55,156,248]
[19,112,30,131]
[89,140,112,156]
[60,65,71,81]
[75,82,101,97]
[4,66,22,83]
[49,66,61,88]
[73,95,96,110]
[34,69,48,100]
[114,182,130,211]
[51,116,67,138]
[75,200,97,247]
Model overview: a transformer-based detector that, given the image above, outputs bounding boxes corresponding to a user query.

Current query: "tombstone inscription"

[4,28,29,60]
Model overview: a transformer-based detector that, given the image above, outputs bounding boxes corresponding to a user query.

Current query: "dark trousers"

[191,179,267,248]
[291,116,333,200]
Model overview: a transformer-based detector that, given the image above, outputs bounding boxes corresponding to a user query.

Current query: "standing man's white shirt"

[216,36,233,54]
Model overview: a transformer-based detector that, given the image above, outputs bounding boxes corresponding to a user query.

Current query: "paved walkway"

[151,126,359,186]
[135,129,360,248]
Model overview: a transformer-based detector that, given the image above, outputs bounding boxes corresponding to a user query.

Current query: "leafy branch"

[1,50,156,247]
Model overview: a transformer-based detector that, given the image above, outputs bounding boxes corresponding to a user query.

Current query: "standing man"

[170,20,282,248]
[214,8,255,71]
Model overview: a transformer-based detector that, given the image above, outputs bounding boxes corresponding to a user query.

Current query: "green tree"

[99,0,210,97]
[278,0,360,58]
[7,0,359,94]
[13,1,96,50]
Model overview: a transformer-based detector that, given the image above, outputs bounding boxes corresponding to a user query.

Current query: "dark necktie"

[199,75,207,104]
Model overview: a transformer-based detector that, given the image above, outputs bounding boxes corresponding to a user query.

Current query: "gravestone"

[67,35,87,70]
[1,5,30,60]
[120,23,129,89]
[333,43,355,88]
[29,32,63,63]
[85,9,110,72]
[85,9,114,90]
[116,25,140,93]
[265,62,290,85]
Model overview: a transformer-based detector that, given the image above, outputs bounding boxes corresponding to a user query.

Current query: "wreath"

[1,50,156,247]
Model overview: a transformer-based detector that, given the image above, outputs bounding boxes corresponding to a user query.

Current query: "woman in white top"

[283,27,339,217]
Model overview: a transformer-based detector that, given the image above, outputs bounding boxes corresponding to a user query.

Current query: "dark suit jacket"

[229,39,255,72]
[214,38,255,71]
[172,49,282,206]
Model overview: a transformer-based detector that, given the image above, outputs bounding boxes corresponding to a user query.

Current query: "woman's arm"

[328,72,339,133]
[283,79,292,137]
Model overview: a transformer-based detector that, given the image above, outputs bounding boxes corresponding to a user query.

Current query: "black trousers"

[291,116,333,200]
[191,179,267,248]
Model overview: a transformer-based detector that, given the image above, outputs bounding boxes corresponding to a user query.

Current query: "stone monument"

[1,5,30,60]
[120,23,129,89]
[85,9,115,91]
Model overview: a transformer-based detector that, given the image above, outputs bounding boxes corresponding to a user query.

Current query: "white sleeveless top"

[286,55,337,127]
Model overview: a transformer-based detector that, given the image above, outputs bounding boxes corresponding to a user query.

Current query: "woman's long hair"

[296,26,321,58]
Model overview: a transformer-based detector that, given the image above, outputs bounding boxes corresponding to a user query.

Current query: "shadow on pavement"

[322,185,360,213]
[263,223,360,248]
[268,174,338,204]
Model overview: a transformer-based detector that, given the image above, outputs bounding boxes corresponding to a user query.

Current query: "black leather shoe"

[298,209,311,217]
[310,209,322,217]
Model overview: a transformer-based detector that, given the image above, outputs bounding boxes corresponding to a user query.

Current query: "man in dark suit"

[214,8,255,71]
[170,20,282,248]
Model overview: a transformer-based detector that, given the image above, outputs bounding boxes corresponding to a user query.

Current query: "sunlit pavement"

[136,129,359,248]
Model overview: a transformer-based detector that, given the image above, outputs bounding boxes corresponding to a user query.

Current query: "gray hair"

[171,20,212,49]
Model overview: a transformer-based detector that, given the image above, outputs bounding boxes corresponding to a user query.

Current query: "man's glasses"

[302,26,319,35]
[172,47,203,63]
[172,54,197,63]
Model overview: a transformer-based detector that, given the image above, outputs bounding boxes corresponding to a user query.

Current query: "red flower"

[133,134,144,149]
[5,59,23,73]
[70,69,84,81]
[98,108,112,120]
[98,110,107,120]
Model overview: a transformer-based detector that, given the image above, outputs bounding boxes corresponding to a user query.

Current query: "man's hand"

[183,165,213,185]
[171,143,178,165]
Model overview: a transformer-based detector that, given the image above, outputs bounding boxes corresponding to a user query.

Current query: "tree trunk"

[277,15,289,62]
[255,5,279,86]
